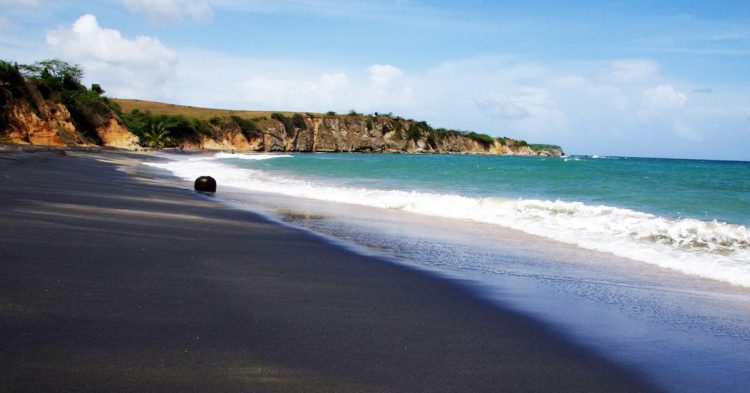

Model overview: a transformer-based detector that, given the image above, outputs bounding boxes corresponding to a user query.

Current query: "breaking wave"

[147,155,750,288]
[213,152,293,160]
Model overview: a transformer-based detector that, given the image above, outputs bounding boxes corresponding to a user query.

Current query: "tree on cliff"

[20,59,84,92]
[7,59,122,144]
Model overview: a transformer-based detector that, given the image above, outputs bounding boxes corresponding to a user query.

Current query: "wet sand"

[0,147,662,392]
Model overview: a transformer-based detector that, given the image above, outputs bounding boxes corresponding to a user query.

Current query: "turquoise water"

[246,154,750,226]
[151,152,750,287]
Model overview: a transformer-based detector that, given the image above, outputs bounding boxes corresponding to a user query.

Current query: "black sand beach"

[0,148,661,392]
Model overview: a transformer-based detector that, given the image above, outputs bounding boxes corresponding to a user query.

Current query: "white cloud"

[123,0,213,24]
[46,14,178,97]
[368,64,403,86]
[641,85,687,112]
[244,72,350,110]
[156,49,418,113]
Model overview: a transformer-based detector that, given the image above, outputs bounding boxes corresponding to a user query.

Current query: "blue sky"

[2,0,749,160]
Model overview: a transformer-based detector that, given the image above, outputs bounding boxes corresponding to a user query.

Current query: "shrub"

[365,117,373,131]
[271,112,296,137]
[415,120,432,132]
[91,84,104,95]
[407,123,421,141]
[391,118,402,132]
[389,119,404,139]
[61,86,108,143]
[467,132,495,145]
[103,97,121,115]
[0,60,28,98]
[326,111,336,116]
[230,115,258,138]
[529,143,561,152]
[291,113,306,130]
[121,109,149,135]
[122,110,212,144]
[426,133,437,148]
[191,118,216,138]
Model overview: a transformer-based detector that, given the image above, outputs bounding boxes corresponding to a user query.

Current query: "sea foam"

[147,154,750,288]
[213,152,294,160]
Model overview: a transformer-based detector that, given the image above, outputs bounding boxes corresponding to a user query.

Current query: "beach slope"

[0,148,658,392]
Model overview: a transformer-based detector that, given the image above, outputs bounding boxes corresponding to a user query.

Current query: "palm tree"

[141,119,174,149]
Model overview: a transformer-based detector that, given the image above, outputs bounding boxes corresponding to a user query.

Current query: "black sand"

[0,149,662,392]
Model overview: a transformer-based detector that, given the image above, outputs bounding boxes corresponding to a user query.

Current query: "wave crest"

[214,152,293,160]
[147,157,750,288]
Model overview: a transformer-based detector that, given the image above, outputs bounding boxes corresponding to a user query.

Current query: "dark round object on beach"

[194,176,217,193]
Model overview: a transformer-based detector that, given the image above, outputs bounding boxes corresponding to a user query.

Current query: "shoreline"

[0,148,662,392]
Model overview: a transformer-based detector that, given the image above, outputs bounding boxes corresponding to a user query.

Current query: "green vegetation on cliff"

[466,132,495,145]
[110,98,563,154]
[118,108,262,148]
[1,59,118,145]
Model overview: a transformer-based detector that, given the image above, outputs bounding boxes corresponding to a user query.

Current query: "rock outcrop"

[222,114,563,156]
[93,118,139,149]
[0,66,139,150]
[2,99,77,146]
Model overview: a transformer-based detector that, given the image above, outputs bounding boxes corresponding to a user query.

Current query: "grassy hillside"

[112,98,301,121]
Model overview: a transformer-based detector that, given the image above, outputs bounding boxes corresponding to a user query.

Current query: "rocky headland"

[1,60,563,156]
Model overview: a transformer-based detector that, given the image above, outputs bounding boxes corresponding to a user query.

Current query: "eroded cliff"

[0,61,139,150]
[173,112,563,156]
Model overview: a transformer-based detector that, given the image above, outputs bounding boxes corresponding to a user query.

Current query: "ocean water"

[151,152,750,287]
[146,152,750,392]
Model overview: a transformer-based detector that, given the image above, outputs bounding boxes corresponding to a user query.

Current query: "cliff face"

[0,70,139,149]
[2,99,75,146]
[1,96,139,149]
[95,118,140,150]
[223,114,562,156]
